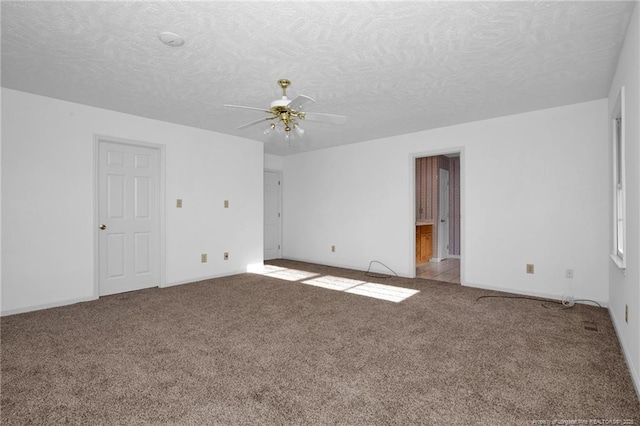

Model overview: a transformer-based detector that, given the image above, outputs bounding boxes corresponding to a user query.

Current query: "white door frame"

[93,135,166,298]
[410,149,464,283]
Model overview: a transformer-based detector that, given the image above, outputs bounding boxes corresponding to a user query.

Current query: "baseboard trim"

[609,307,640,400]
[462,281,608,308]
[1,296,97,317]
[2,270,248,316]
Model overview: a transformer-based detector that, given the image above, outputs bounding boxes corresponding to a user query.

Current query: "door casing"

[93,135,166,298]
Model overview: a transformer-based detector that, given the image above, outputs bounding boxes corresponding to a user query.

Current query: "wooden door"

[416,225,433,264]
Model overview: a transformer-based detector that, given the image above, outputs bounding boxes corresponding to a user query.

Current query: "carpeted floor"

[2,259,639,425]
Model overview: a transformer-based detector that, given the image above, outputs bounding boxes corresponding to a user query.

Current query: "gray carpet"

[2,259,639,425]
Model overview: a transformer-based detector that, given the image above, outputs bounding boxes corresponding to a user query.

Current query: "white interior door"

[438,168,450,260]
[98,141,160,296]
[264,170,282,260]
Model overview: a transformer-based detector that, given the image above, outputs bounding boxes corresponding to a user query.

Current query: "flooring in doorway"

[416,258,460,284]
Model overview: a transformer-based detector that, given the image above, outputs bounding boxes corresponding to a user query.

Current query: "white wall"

[264,153,284,171]
[283,99,609,304]
[1,88,264,315]
[608,4,640,395]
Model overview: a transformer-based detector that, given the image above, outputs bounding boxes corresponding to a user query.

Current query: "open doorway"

[415,153,461,283]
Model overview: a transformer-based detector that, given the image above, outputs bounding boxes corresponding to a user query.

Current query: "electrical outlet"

[201,253,207,263]
[224,200,229,208]
[331,245,336,253]
[224,252,229,260]
[176,199,182,208]
[625,304,628,323]
[566,269,574,279]
[526,264,534,274]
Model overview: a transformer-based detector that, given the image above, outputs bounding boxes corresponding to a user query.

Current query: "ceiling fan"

[224,79,347,142]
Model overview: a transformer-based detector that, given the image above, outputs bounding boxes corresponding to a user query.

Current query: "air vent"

[583,321,598,332]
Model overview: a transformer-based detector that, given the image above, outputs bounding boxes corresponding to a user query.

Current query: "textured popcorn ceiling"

[1,1,635,155]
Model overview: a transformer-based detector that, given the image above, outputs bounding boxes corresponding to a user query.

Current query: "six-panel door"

[98,141,160,296]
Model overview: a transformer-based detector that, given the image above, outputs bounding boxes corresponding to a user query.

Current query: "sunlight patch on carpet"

[247,264,287,274]
[250,265,419,302]
[303,276,419,303]
[345,282,420,303]
[249,265,319,281]
[302,275,366,291]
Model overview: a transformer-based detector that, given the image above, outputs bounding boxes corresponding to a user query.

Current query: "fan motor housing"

[270,99,290,108]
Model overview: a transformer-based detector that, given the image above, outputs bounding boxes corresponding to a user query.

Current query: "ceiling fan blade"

[302,112,347,125]
[224,104,273,114]
[287,95,316,112]
[236,117,273,130]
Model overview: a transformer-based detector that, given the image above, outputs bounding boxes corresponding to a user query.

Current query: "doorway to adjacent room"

[414,153,461,284]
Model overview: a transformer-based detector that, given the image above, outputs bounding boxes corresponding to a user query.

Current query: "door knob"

[99,224,107,230]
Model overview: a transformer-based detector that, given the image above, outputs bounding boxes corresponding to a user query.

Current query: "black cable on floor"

[476,295,603,309]
[476,295,562,306]
[365,260,399,279]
